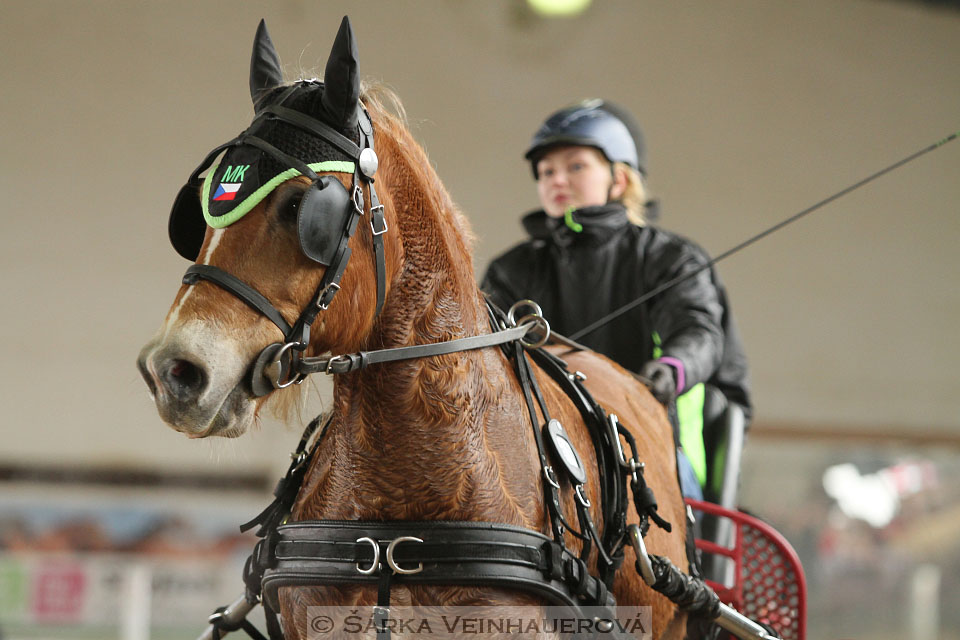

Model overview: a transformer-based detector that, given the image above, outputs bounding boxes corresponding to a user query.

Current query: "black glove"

[639,360,677,405]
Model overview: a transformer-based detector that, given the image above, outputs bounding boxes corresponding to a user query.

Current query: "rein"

[570,130,960,342]
[290,319,538,376]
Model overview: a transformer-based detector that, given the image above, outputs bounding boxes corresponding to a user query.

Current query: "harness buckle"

[385,536,424,574]
[325,354,352,375]
[316,282,341,310]
[543,465,561,490]
[356,537,380,575]
[352,182,364,215]
[370,205,388,236]
[575,484,592,508]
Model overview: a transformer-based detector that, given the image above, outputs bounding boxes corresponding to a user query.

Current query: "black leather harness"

[214,300,684,640]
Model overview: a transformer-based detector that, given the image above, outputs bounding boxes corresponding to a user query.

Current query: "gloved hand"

[638,360,677,405]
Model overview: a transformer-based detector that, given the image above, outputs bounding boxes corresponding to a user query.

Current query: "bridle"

[171,83,389,396]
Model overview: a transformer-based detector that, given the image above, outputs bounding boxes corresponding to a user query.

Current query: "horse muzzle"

[137,329,255,437]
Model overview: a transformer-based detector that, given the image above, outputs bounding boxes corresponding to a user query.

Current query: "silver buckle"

[352,182,364,215]
[316,282,341,310]
[325,354,351,375]
[370,205,388,236]
[575,484,591,508]
[543,465,561,490]
[356,537,380,575]
[385,536,423,574]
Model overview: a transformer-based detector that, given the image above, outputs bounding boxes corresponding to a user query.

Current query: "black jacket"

[481,203,751,418]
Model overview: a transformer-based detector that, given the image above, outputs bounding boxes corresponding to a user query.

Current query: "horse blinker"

[297,175,356,266]
[169,182,207,261]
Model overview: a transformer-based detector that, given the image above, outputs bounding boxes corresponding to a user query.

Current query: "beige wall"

[1,0,958,476]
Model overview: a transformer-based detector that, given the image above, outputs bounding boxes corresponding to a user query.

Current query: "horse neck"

[297,122,537,523]
[341,124,494,435]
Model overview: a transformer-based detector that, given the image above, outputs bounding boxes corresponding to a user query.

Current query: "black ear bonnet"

[169,81,370,265]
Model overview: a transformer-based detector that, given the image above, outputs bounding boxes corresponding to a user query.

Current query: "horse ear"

[250,19,283,107]
[320,16,360,131]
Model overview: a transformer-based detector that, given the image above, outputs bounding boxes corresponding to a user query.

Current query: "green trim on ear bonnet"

[198,80,361,231]
[201,160,355,229]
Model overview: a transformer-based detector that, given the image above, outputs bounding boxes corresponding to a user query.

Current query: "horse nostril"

[137,357,158,398]
[162,358,208,400]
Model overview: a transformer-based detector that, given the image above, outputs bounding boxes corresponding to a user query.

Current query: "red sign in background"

[31,563,87,622]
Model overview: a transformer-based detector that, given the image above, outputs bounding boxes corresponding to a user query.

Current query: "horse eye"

[275,190,302,223]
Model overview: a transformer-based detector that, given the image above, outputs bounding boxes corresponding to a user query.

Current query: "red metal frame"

[685,499,807,640]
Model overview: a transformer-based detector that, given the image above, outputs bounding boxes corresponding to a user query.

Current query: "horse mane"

[361,82,477,255]
[264,80,480,427]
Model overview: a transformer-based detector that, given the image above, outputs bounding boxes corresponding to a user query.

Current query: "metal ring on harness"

[263,342,302,389]
[356,537,380,575]
[385,536,424,575]
[517,314,551,349]
[627,524,656,586]
[507,299,543,326]
[263,342,303,389]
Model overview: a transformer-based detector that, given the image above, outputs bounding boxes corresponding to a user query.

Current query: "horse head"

[138,17,407,438]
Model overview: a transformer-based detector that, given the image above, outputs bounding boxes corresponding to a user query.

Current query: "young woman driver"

[481,100,751,501]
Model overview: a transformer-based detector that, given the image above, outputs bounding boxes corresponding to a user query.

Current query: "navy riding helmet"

[524,99,646,178]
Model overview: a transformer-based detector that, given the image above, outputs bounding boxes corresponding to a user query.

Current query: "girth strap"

[258,520,618,614]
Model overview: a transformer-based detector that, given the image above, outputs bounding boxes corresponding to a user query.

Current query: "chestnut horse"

[138,17,688,640]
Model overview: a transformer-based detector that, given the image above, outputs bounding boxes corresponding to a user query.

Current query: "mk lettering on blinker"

[221,164,250,183]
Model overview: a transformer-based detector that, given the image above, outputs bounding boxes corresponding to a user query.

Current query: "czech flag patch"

[213,182,242,201]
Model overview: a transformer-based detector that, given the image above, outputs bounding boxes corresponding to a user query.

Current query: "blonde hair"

[614,162,650,226]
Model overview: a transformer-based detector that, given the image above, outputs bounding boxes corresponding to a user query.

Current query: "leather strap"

[241,135,320,182]
[296,323,533,375]
[260,521,619,616]
[369,186,387,318]
[375,570,392,640]
[512,342,573,544]
[527,346,628,586]
[183,265,292,336]
[262,103,363,159]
